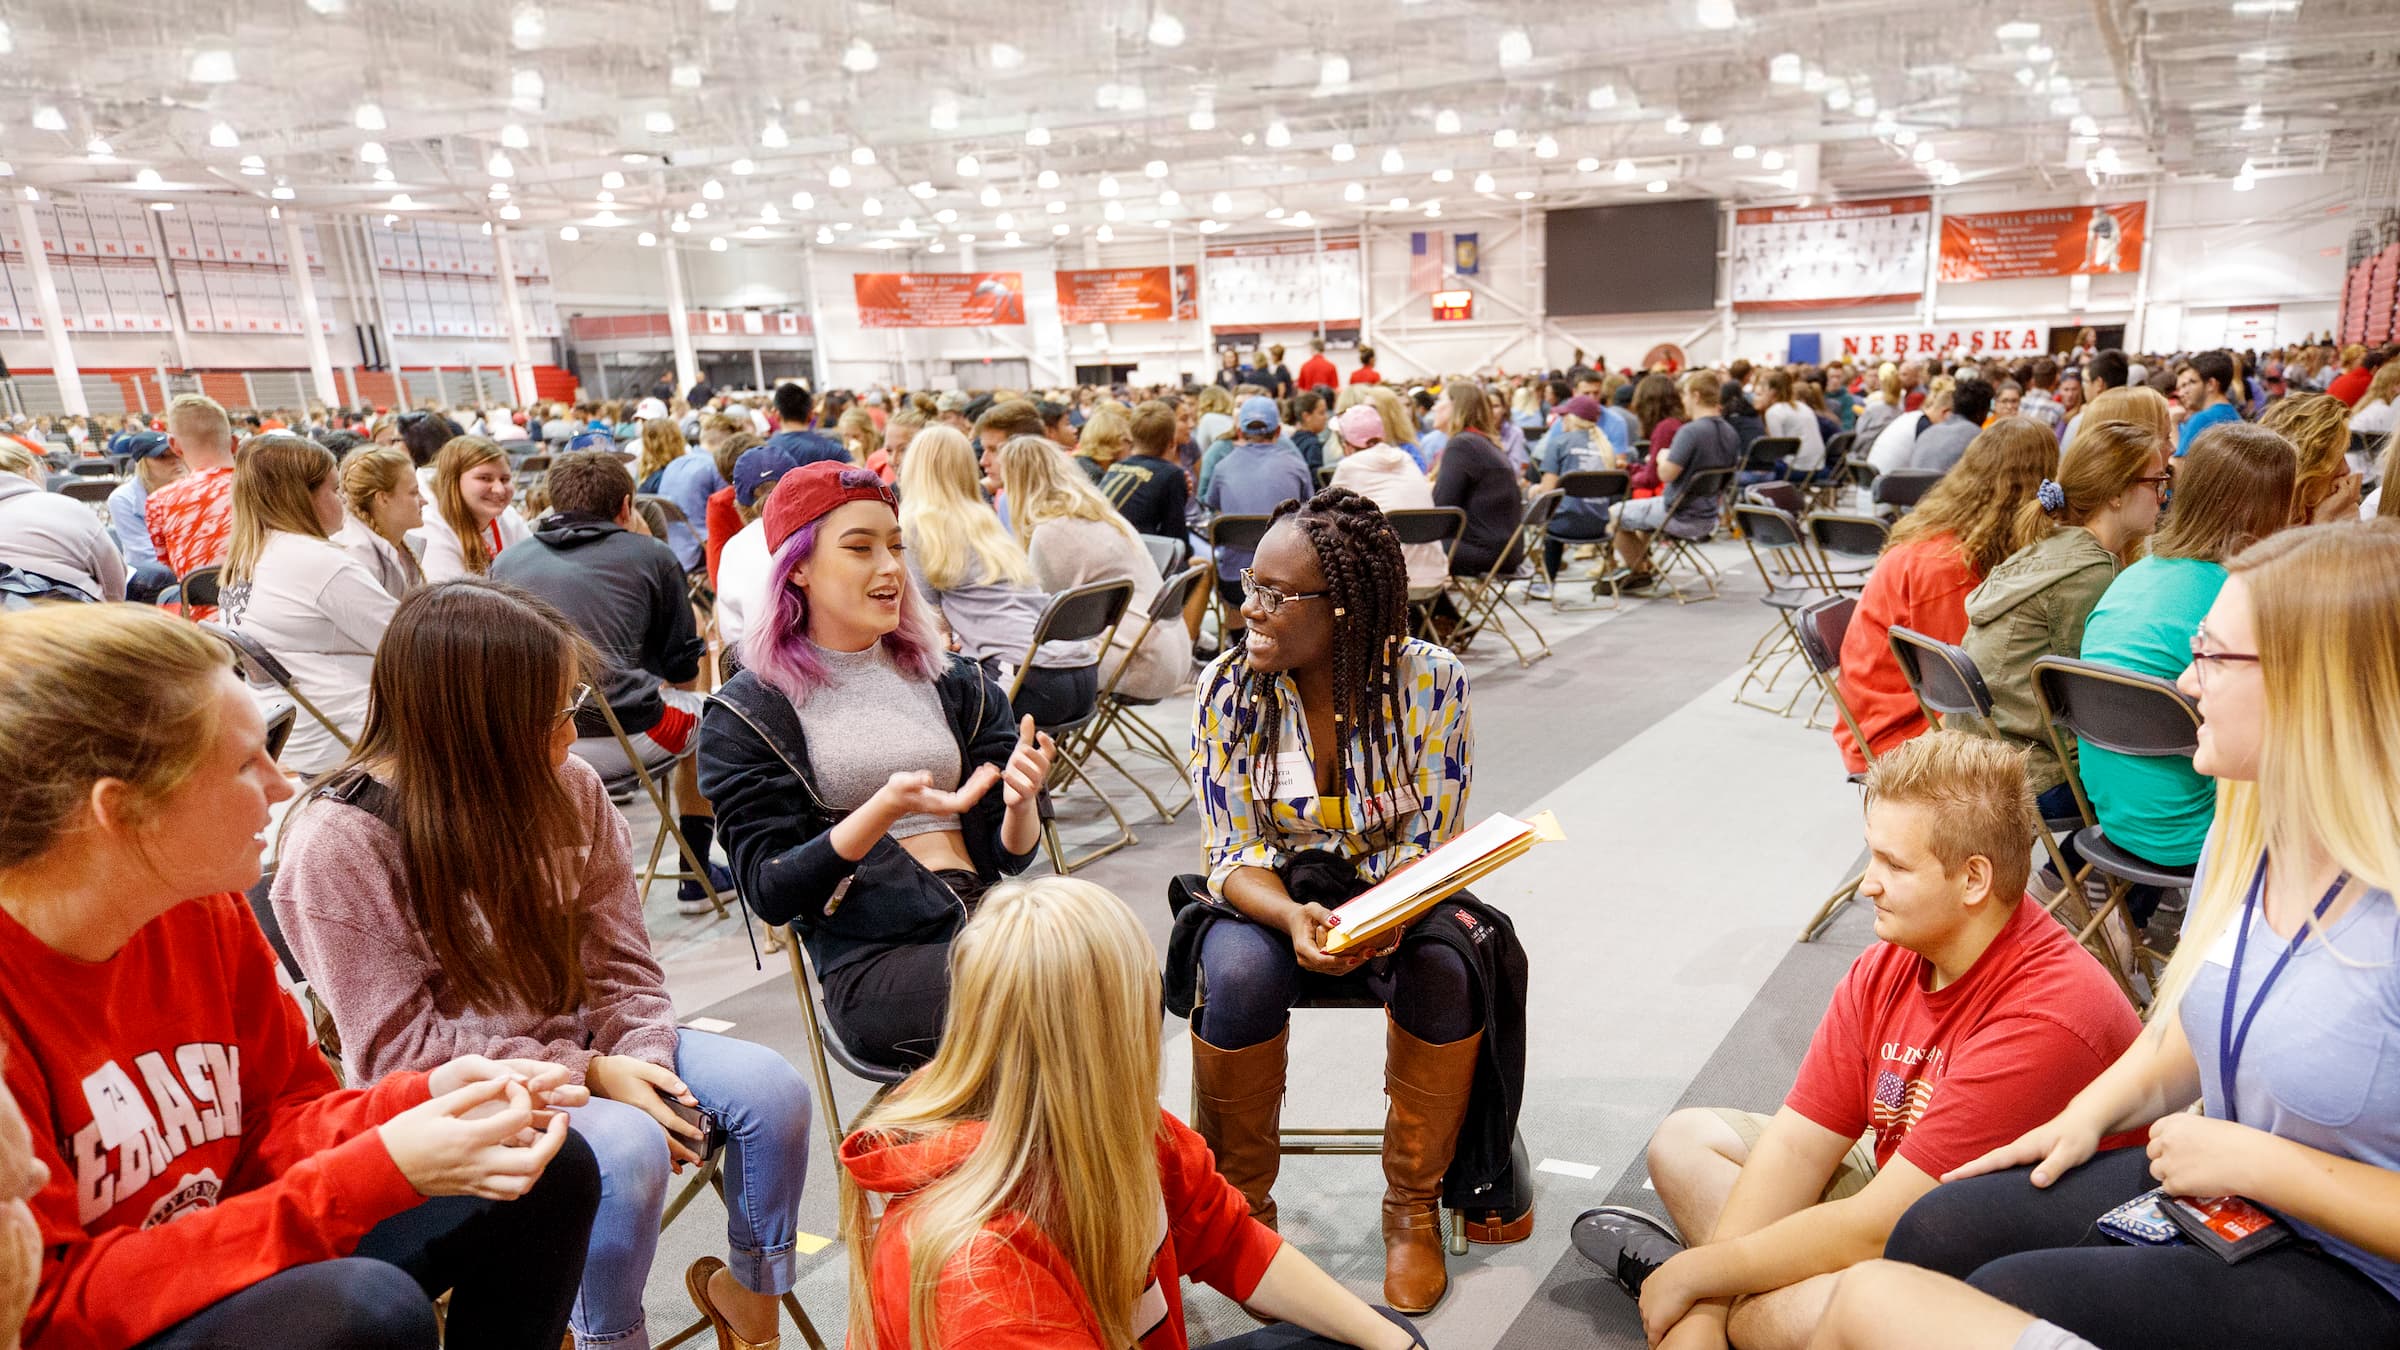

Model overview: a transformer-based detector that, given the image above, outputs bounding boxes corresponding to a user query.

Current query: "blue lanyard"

[2218,857,2347,1125]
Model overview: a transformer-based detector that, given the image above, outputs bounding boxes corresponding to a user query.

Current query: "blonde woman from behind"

[997,435,1190,703]
[841,876,1424,1350]
[1883,521,2400,1349]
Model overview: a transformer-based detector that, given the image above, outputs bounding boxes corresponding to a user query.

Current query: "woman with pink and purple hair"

[697,462,1056,1068]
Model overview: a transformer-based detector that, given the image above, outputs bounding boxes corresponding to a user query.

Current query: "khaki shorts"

[1709,1108,1879,1202]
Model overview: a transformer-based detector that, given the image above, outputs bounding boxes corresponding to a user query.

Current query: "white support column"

[489,225,539,404]
[17,199,86,415]
[2128,181,2161,351]
[282,212,340,408]
[661,238,698,394]
[1921,189,1945,330]
[751,346,766,391]
[136,205,195,372]
[799,244,829,393]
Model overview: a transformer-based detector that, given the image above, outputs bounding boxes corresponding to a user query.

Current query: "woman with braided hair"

[1188,487,1530,1317]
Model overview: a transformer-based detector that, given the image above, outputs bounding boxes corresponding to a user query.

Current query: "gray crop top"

[792,640,965,840]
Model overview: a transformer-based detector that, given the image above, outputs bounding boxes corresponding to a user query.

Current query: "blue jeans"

[566,1030,813,1349]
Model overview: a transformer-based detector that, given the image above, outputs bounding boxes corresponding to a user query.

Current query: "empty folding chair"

[1884,625,2081,903]
[585,691,734,920]
[1444,490,1558,667]
[59,479,119,514]
[1205,512,1275,649]
[1742,436,1801,482]
[1803,511,1889,594]
[1644,466,1735,604]
[1007,579,1137,873]
[176,563,223,617]
[2031,656,2203,1004]
[1067,562,1212,823]
[1140,532,1187,577]
[1811,431,1858,511]
[1744,479,1807,518]
[1383,506,1467,633]
[66,460,117,478]
[1731,503,1836,715]
[1792,595,1872,941]
[198,621,358,758]
[1542,470,1631,612]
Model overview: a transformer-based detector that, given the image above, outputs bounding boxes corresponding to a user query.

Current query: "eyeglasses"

[2187,632,2260,691]
[557,682,595,726]
[1238,568,1330,617]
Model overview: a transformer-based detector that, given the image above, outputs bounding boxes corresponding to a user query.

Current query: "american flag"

[1411,230,1445,295]
[1871,1069,1936,1143]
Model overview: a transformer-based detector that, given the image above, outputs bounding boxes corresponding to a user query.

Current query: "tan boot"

[1380,1016,1482,1315]
[1190,1025,1287,1230]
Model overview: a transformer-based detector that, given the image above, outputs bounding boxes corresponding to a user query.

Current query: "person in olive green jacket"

[1960,418,2168,818]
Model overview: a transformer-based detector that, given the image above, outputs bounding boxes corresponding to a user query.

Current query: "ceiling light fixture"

[638,230,657,246]
[1492,127,1517,148]
[1825,85,1852,110]
[1696,0,1740,29]
[671,214,690,232]
[1344,182,1365,202]
[1497,29,1532,66]
[1383,146,1406,171]
[1096,224,1114,242]
[1104,199,1126,220]
[1532,135,1558,159]
[978,184,999,205]
[1431,167,1454,182]
[1098,174,1121,197]
[373,165,394,182]
[671,63,701,89]
[1189,99,1216,131]
[1319,54,1350,90]
[388,192,416,209]
[1265,119,1291,148]
[488,151,514,177]
[936,207,959,223]
[1664,114,1691,135]
[1912,139,1936,163]
[688,201,707,218]
[1332,141,1356,162]
[511,68,545,110]
[1996,19,2041,40]
[645,110,676,134]
[1144,158,1168,178]
[1435,108,1462,135]
[497,201,518,218]
[209,121,241,148]
[133,167,163,187]
[599,170,625,190]
[1149,11,1186,46]
[272,184,296,200]
[1588,84,1619,110]
[358,140,388,163]
[994,211,1014,230]
[731,157,755,175]
[989,41,1024,69]
[189,48,238,83]
[760,120,789,148]
[1473,171,1497,192]
[510,4,545,48]
[1646,179,1669,193]
[958,154,982,177]
[1389,197,1410,210]
[494,122,527,149]
[1732,142,1756,159]
[1156,189,1178,206]
[1290,209,1313,227]
[1025,124,1051,146]
[1769,52,1802,83]
[2070,114,2099,138]
[354,102,387,131]
[239,154,265,174]
[842,38,877,71]
[32,106,66,132]
[86,137,113,158]
[861,196,882,216]
[828,164,851,187]
[711,236,728,251]
[929,95,959,131]
[792,190,815,210]
[851,145,875,165]
[558,224,579,240]
[1614,158,1635,180]
[1211,190,1233,213]
[701,178,725,199]
[1577,156,1600,172]
[1510,190,1532,201]
[1037,169,1060,189]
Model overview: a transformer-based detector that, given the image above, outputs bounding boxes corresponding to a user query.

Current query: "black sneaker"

[1571,1205,1684,1298]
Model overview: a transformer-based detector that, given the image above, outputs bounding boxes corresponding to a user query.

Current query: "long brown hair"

[2150,423,2296,562]
[225,433,335,591]
[432,435,509,574]
[2021,418,2161,553]
[309,580,595,1014]
[1631,373,1682,439]
[1887,416,2059,574]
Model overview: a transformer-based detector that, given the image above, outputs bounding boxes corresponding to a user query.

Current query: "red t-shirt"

[1348,366,1383,385]
[703,484,743,588]
[0,895,430,1350]
[143,466,236,617]
[1784,897,2145,1177]
[1832,534,1981,774]
[2328,367,2373,407]
[1296,355,1340,392]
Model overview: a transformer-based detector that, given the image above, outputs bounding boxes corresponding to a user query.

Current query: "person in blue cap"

[710,439,810,668]
[1202,397,1315,647]
[107,431,184,602]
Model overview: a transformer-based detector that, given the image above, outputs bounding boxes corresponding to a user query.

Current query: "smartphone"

[667,1098,726,1165]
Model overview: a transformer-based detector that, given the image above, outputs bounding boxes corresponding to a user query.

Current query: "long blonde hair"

[842,877,1166,1350]
[224,433,336,591]
[898,424,1033,590]
[2258,393,2352,521]
[432,435,509,575]
[2070,386,2171,454]
[1887,417,2059,575]
[2152,521,2400,1014]
[1078,406,1133,469]
[998,434,1135,545]
[634,418,684,482]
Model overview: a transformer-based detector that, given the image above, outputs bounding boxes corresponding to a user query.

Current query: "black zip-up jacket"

[696,657,1038,977]
[491,513,701,737]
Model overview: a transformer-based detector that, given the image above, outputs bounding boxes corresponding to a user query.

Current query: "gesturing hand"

[380,1078,573,1200]
[1001,714,1058,811]
[873,765,999,822]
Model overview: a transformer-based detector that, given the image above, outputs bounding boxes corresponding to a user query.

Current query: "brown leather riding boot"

[1380,1016,1482,1315]
[1191,1025,1287,1230]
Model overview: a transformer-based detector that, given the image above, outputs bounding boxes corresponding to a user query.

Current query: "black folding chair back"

[200,621,358,758]
[1555,469,1631,504]
[1445,491,1555,666]
[67,460,117,478]
[1885,624,1997,726]
[1745,480,1806,516]
[1140,533,1186,576]
[180,564,223,613]
[1873,468,1943,512]
[1732,503,1813,568]
[1010,579,1139,873]
[1384,507,1467,551]
[1021,579,1134,657]
[1205,513,1275,555]
[1794,595,1855,682]
[1744,436,1800,472]
[61,479,119,504]
[1824,430,1857,465]
[1804,511,1888,592]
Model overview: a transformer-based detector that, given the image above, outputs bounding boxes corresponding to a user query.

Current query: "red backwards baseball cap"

[763,461,900,551]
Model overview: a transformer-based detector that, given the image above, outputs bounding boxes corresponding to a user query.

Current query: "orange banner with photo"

[1938,203,2146,282]
[1056,265,1197,323]
[851,271,1027,327]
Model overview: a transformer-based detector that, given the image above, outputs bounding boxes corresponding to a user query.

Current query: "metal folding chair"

[199,621,358,757]
[1541,470,1631,612]
[1643,466,1735,604]
[1743,436,1801,478]
[66,460,117,478]
[1884,625,2082,901]
[59,479,119,514]
[1731,504,1836,716]
[587,692,734,920]
[1811,431,1858,511]
[1064,562,1211,823]
[1205,512,1274,646]
[1140,532,1188,577]
[176,563,223,616]
[1007,579,1137,873]
[1384,506,1467,632]
[1872,468,1942,516]
[1802,511,1888,594]
[1443,490,1557,667]
[1792,595,1872,941]
[1745,479,1807,518]
[2031,656,2202,1004]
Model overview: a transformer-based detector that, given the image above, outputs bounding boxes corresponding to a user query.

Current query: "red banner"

[1056,265,1197,323]
[1938,203,2146,282]
[851,272,1026,327]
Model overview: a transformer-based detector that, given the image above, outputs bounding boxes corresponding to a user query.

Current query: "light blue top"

[1537,425,1615,528]
[106,475,156,569]
[2175,402,2241,456]
[1597,404,1635,458]
[2180,868,2400,1301]
[652,449,725,572]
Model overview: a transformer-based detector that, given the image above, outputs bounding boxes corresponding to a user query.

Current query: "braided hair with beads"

[1231,486,1418,812]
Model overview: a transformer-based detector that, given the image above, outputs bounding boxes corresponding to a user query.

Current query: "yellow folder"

[1320,810,1563,954]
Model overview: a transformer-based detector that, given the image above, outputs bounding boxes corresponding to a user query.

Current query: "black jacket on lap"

[696,657,1038,978]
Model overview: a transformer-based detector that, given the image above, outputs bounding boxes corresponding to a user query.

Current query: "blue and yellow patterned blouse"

[1190,637,1473,898]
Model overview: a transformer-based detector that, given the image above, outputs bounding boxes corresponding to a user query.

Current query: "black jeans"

[1542,511,1614,578]
[1193,915,1479,1050]
[817,869,987,1069]
[1200,1306,1422,1349]
[1886,1146,2400,1350]
[134,1128,600,1349]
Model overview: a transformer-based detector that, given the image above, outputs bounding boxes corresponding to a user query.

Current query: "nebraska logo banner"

[1939,203,2146,282]
[1055,266,1197,323]
[852,272,1027,327]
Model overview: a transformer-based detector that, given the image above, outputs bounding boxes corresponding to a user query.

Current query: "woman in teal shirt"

[2076,422,2295,895]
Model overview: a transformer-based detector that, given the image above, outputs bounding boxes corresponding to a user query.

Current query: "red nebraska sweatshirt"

[843,1108,1282,1349]
[0,894,430,1350]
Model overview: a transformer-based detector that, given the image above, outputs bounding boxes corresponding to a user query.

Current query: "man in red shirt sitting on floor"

[1572,731,2144,1350]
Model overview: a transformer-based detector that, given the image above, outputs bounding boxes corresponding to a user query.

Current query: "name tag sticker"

[2200,915,2242,969]
[82,1060,156,1152]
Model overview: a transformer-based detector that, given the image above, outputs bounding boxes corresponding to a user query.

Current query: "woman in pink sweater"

[275,579,813,1350]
